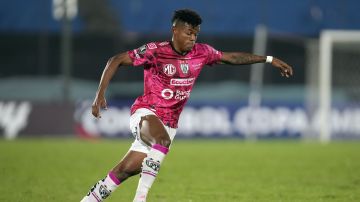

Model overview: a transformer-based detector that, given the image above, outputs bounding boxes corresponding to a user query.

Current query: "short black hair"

[172,9,202,27]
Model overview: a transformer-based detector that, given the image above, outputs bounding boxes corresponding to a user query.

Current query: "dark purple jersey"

[128,41,222,128]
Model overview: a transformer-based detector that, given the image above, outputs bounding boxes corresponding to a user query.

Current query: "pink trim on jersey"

[152,144,169,154]
[108,171,121,185]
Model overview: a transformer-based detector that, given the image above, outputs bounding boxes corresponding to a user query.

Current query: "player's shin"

[133,144,169,202]
[80,171,121,202]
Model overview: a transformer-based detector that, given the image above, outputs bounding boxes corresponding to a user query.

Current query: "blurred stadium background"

[1,0,360,141]
[1,1,360,201]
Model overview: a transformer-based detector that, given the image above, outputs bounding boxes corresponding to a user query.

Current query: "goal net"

[317,30,360,142]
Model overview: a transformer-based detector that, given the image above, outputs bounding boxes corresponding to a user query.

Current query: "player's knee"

[155,135,171,148]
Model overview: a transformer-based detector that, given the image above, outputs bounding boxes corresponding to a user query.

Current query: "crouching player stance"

[80,8,293,202]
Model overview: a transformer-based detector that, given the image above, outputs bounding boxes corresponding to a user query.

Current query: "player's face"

[173,23,200,52]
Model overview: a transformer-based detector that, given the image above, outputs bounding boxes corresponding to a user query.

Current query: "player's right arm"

[92,52,133,118]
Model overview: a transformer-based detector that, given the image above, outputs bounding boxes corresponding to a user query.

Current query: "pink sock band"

[152,144,169,154]
[108,171,121,185]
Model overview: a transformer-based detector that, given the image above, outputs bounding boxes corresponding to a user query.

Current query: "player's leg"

[137,115,172,147]
[80,109,174,202]
[133,115,171,202]
[80,150,146,202]
[111,150,146,181]
[80,109,148,202]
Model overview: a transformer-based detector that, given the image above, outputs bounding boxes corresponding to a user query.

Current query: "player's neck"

[170,40,188,56]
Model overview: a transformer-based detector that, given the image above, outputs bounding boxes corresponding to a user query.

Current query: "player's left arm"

[219,52,293,77]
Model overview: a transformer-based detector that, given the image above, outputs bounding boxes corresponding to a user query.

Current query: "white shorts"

[129,108,177,154]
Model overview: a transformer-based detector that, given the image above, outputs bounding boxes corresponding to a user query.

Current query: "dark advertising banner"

[0,101,74,139]
[74,100,360,139]
[0,101,32,139]
[1,100,360,139]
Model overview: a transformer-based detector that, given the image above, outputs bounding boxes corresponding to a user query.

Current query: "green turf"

[0,138,359,202]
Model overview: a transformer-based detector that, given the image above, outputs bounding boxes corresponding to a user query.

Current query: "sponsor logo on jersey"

[193,63,202,67]
[147,43,157,49]
[137,45,147,54]
[159,41,169,46]
[180,63,189,74]
[170,78,195,86]
[161,89,191,100]
[134,50,140,59]
[193,62,203,69]
[175,90,191,101]
[161,89,174,100]
[163,64,176,76]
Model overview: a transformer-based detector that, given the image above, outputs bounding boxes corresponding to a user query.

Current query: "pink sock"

[81,171,121,202]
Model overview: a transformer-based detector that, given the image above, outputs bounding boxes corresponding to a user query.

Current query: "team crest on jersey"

[163,64,176,76]
[180,63,189,74]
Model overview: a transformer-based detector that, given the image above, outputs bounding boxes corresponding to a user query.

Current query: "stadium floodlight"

[249,25,268,108]
[52,0,78,20]
[319,30,360,143]
[247,25,268,140]
[52,0,78,102]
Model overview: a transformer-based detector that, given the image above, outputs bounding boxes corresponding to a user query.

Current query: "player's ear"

[172,26,177,35]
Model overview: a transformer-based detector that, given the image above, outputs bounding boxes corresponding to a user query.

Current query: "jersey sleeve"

[204,44,223,65]
[127,43,157,66]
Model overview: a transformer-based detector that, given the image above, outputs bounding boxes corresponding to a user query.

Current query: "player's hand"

[271,58,293,78]
[92,95,108,118]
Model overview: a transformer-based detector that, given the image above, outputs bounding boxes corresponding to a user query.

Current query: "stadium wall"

[0,34,305,85]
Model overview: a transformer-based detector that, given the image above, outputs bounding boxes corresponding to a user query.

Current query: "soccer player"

[81,9,293,202]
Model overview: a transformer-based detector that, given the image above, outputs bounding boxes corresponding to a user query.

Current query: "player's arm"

[219,52,293,77]
[92,52,133,118]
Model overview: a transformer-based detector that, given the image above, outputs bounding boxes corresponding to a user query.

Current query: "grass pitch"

[0,138,359,202]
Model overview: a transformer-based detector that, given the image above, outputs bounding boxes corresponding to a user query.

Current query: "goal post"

[319,30,360,143]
